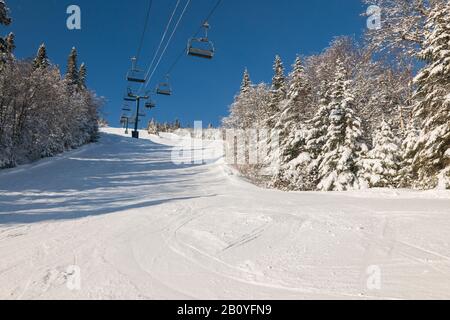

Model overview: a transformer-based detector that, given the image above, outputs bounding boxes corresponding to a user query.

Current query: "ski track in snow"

[0,128,449,300]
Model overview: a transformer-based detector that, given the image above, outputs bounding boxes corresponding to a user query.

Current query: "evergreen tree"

[398,121,420,188]
[0,1,10,70]
[271,57,312,188]
[0,0,11,26]
[262,56,288,175]
[316,60,366,191]
[66,47,79,86]
[275,82,331,191]
[287,56,310,104]
[78,63,87,89]
[33,43,50,70]
[148,118,158,134]
[266,55,287,126]
[238,68,253,129]
[240,68,251,94]
[5,32,14,54]
[0,32,13,65]
[225,69,254,129]
[410,2,450,189]
[174,118,181,130]
[361,120,401,188]
[272,55,286,96]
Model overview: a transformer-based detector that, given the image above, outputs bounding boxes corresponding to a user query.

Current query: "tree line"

[147,118,182,134]
[0,0,101,169]
[223,0,449,191]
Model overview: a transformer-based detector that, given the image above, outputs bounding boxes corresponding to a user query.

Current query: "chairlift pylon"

[187,21,215,59]
[126,57,146,83]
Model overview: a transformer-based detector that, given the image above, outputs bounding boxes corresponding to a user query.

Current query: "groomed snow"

[0,128,449,300]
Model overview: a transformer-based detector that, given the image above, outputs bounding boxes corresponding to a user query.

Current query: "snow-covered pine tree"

[271,56,312,189]
[223,69,254,130]
[261,56,288,177]
[238,68,254,129]
[5,32,13,53]
[265,55,287,127]
[279,80,332,191]
[410,2,450,189]
[33,44,50,70]
[0,31,13,65]
[397,120,420,188]
[174,118,181,130]
[78,63,87,89]
[148,118,158,134]
[0,0,10,69]
[66,47,79,87]
[0,0,11,25]
[287,56,311,105]
[361,120,401,188]
[241,68,251,95]
[316,60,367,191]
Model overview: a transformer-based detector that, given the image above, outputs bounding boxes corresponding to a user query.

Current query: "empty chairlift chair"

[126,57,146,83]
[124,88,137,102]
[145,99,156,109]
[187,22,215,59]
[156,75,172,96]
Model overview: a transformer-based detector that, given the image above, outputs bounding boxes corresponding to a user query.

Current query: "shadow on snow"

[0,132,215,225]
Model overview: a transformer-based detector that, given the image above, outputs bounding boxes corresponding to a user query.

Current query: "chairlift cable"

[136,0,154,63]
[143,0,191,90]
[166,0,223,76]
[139,0,182,91]
[202,0,223,27]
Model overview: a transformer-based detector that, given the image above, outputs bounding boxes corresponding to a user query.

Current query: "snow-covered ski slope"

[0,128,449,300]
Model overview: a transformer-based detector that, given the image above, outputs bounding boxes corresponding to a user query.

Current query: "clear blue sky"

[3,0,367,128]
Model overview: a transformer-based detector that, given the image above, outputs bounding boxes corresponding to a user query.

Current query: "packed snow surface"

[0,128,449,300]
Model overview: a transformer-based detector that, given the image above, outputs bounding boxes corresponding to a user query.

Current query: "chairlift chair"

[156,75,172,96]
[122,105,131,112]
[120,115,129,128]
[130,119,141,125]
[187,22,215,59]
[145,100,156,109]
[124,88,137,102]
[126,57,146,83]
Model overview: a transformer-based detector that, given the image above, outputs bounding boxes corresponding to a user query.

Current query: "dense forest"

[223,0,449,191]
[0,0,100,169]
